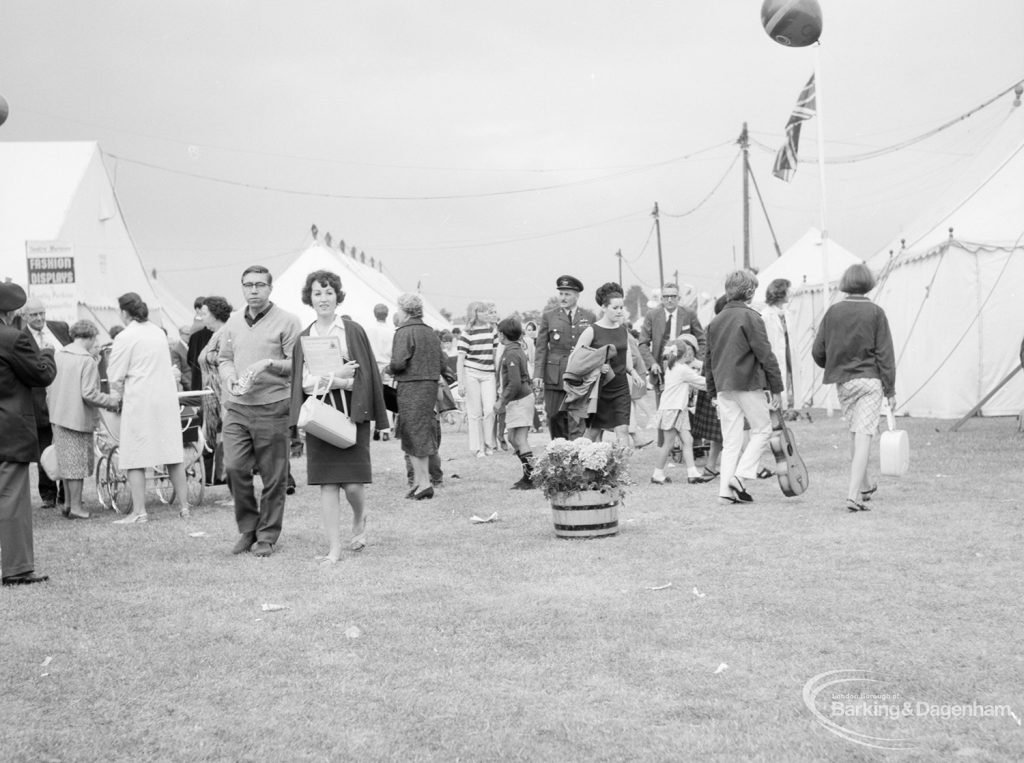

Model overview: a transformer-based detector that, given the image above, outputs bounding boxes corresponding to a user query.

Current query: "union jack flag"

[773,74,816,182]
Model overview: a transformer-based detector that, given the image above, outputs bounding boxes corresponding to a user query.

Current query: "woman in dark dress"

[290,271,388,563]
[387,293,447,501]
[572,282,643,447]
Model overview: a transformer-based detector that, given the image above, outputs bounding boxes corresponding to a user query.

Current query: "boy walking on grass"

[494,317,536,489]
[651,335,706,485]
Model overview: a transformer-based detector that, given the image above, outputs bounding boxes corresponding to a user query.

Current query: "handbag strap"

[314,372,351,416]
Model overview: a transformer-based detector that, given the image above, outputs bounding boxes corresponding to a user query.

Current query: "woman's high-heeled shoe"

[728,477,753,503]
[413,486,434,501]
[860,484,878,502]
[846,498,870,512]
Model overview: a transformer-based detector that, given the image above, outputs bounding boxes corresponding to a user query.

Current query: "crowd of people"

[0,262,895,586]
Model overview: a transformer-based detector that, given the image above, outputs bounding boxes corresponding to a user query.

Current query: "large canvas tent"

[272,242,452,330]
[0,141,168,334]
[866,109,1024,419]
[756,228,862,411]
[753,227,861,305]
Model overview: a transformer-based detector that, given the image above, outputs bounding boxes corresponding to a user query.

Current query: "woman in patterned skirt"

[388,293,447,501]
[812,263,896,512]
[690,295,728,481]
[46,320,120,519]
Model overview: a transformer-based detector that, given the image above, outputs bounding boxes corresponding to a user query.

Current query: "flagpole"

[813,43,834,414]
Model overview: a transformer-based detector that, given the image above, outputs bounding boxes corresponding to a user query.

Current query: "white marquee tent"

[753,227,862,306]
[0,141,169,335]
[272,242,452,330]
[755,228,863,411]
[866,108,1024,419]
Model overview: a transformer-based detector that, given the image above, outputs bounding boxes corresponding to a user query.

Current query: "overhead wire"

[26,106,732,174]
[627,221,656,264]
[873,138,1024,295]
[661,151,741,218]
[100,140,736,202]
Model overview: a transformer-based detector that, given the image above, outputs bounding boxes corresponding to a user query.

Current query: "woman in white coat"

[107,292,189,523]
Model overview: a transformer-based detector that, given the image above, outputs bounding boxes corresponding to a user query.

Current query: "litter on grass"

[344,626,362,639]
[261,603,288,612]
[646,582,672,591]
[693,587,706,598]
[40,656,53,667]
[188,531,209,538]
[714,663,729,674]
[470,512,498,523]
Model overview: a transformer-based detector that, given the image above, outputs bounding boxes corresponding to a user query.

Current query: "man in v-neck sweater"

[218,266,301,557]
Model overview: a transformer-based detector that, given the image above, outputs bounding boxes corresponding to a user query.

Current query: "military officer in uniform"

[533,275,596,440]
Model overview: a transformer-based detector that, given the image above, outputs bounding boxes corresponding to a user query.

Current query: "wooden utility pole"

[616,249,623,286]
[739,122,751,270]
[652,202,664,288]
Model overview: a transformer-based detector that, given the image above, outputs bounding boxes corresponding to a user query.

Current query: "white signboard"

[26,241,77,323]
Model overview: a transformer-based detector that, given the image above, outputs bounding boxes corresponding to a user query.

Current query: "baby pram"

[94,391,211,513]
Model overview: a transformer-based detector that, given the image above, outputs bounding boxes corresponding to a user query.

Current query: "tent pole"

[949,364,1022,431]
[813,44,834,415]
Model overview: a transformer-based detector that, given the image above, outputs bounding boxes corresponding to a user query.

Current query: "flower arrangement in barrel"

[530,438,633,499]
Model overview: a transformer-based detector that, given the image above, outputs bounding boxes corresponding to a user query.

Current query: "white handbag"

[879,403,909,477]
[297,374,357,449]
[40,445,60,481]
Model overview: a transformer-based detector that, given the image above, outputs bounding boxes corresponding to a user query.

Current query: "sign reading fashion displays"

[26,241,77,323]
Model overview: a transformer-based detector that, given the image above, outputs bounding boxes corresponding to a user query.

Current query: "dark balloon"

[761,0,823,48]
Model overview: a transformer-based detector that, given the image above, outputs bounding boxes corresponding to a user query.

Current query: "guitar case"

[769,409,809,497]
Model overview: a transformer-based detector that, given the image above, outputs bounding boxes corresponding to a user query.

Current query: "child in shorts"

[493,316,536,489]
[651,334,706,485]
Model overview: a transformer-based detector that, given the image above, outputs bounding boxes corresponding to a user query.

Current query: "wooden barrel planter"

[549,488,621,539]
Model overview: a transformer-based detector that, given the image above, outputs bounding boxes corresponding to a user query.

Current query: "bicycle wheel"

[153,464,173,504]
[107,450,133,514]
[95,454,111,509]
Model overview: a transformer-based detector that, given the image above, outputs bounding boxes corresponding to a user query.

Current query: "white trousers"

[464,368,496,453]
[717,391,771,498]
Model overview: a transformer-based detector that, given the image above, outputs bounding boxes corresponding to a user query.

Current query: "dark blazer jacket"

[289,319,389,429]
[638,306,705,372]
[705,301,783,400]
[187,327,213,391]
[534,306,596,390]
[0,323,58,463]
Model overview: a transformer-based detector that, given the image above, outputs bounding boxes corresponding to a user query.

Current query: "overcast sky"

[1,1,1022,317]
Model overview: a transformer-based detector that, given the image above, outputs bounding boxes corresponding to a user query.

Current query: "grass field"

[3,412,1023,761]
